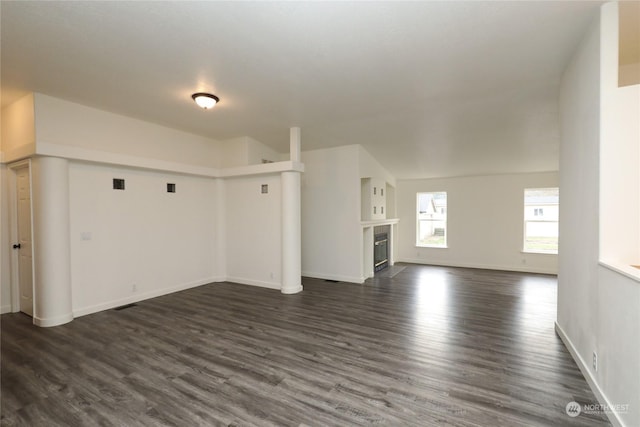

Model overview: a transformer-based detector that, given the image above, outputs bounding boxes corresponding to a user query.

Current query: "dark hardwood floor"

[1,264,610,426]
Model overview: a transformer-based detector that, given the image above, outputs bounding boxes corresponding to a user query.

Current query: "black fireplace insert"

[374,232,389,272]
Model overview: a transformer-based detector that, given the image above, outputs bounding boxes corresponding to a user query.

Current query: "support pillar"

[281,127,303,294]
[31,156,73,326]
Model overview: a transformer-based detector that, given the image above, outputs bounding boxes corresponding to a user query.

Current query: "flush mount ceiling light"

[191,92,219,109]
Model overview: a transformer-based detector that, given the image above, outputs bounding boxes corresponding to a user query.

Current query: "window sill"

[521,250,558,255]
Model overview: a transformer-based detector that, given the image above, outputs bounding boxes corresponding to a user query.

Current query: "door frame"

[8,159,35,314]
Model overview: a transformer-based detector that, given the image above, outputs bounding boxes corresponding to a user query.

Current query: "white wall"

[301,144,397,283]
[1,93,36,163]
[557,4,640,426]
[246,137,281,165]
[358,145,396,188]
[397,172,559,274]
[600,7,640,265]
[33,93,221,168]
[619,62,640,87]
[69,162,219,316]
[219,136,281,168]
[301,145,363,282]
[1,93,300,322]
[224,174,282,288]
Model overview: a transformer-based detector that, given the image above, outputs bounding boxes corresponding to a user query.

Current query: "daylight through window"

[416,192,447,248]
[524,188,559,254]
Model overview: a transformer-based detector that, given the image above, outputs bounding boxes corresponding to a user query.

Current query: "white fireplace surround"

[361,218,399,280]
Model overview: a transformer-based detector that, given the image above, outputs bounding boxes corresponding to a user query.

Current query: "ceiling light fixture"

[191,92,219,109]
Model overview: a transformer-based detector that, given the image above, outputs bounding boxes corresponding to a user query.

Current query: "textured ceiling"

[1,1,602,179]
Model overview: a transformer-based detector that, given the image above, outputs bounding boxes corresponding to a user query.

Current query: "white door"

[15,166,34,316]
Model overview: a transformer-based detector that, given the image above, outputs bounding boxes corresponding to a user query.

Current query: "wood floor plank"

[1,264,611,426]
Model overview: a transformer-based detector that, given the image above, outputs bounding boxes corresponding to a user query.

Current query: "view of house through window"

[417,192,447,247]
[524,188,559,254]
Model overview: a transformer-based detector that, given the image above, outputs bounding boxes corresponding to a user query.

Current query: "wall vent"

[114,303,137,311]
[167,183,176,193]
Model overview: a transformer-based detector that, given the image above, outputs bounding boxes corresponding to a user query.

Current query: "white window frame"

[523,187,559,254]
[416,191,447,248]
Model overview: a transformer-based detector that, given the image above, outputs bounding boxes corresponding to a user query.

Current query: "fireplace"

[374,231,389,272]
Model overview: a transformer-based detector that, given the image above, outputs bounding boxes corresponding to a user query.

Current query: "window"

[417,192,447,247]
[524,188,559,254]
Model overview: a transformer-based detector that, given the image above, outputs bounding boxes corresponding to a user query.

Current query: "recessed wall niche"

[113,178,125,190]
[361,177,387,221]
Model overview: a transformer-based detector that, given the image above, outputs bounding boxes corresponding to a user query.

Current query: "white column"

[281,171,302,294]
[31,157,73,326]
[281,127,303,294]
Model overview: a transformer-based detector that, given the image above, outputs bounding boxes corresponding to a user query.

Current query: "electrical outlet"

[132,283,137,293]
[593,351,598,371]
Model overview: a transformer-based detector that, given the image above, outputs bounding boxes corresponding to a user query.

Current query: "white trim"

[220,160,304,177]
[37,141,219,177]
[599,260,640,283]
[281,284,303,294]
[224,276,281,290]
[396,258,557,275]
[0,144,36,165]
[301,271,366,284]
[1,304,12,314]
[33,312,74,327]
[521,250,558,255]
[7,160,35,315]
[555,323,625,427]
[35,142,305,179]
[72,277,218,318]
[360,218,399,227]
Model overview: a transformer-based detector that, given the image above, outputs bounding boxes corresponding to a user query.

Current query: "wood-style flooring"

[1,264,610,426]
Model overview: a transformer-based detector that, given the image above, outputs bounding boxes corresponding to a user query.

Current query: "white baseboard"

[224,276,281,290]
[555,322,625,427]
[73,277,217,318]
[396,258,557,275]
[33,312,74,327]
[1,304,12,314]
[301,271,365,284]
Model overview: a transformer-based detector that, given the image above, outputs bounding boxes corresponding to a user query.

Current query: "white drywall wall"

[33,93,221,168]
[69,162,219,316]
[558,4,639,426]
[224,174,282,288]
[301,145,363,282]
[397,172,559,274]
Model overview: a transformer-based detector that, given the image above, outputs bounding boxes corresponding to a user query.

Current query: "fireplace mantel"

[360,218,399,228]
